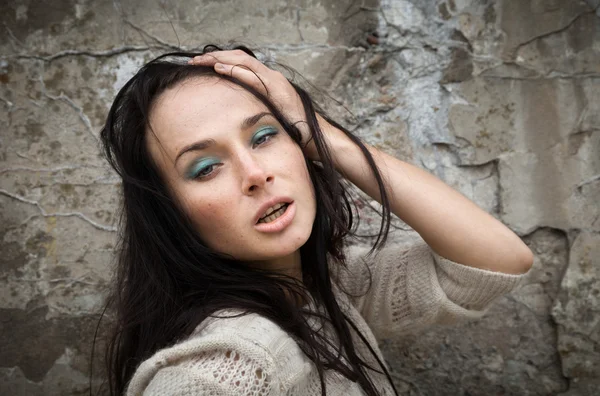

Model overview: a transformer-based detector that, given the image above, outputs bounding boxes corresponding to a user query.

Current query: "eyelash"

[251,127,279,148]
[194,164,218,179]
[191,127,279,180]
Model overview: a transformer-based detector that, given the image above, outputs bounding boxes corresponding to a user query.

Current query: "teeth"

[258,204,288,224]
[260,203,285,220]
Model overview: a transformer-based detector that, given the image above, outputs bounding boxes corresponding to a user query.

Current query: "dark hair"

[97,44,396,396]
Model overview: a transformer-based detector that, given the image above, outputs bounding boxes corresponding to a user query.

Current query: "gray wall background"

[1,0,599,395]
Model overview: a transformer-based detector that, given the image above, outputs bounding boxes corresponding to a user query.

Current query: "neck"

[249,250,308,306]
[251,249,303,281]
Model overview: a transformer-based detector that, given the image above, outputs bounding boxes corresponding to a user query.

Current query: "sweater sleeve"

[126,332,283,396]
[332,241,529,340]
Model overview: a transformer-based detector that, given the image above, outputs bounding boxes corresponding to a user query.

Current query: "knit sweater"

[125,242,529,395]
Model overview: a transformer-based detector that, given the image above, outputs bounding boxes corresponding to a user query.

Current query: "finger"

[189,51,274,86]
[190,50,264,71]
[189,53,219,65]
[214,63,268,95]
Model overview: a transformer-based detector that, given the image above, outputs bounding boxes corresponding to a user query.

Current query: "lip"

[254,201,296,233]
[253,196,294,224]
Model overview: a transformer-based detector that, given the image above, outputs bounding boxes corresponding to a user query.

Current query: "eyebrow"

[175,112,273,164]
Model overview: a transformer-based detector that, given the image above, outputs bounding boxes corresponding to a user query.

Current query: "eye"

[195,164,218,179]
[186,158,222,181]
[251,127,279,148]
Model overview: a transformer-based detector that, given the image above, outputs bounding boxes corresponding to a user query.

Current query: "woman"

[99,44,533,396]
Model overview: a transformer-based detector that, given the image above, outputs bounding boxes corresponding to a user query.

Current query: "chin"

[261,241,305,260]
[255,232,311,261]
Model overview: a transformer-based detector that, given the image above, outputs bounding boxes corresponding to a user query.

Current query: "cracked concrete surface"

[0,0,598,395]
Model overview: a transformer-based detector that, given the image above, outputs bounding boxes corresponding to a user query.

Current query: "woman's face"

[147,77,316,265]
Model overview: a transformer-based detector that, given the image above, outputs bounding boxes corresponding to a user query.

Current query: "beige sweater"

[126,242,529,395]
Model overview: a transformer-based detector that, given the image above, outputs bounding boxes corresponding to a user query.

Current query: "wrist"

[305,114,354,163]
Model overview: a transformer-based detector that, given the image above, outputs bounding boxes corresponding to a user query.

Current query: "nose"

[239,152,274,195]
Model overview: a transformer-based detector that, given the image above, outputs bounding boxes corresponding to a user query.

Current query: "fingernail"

[215,63,226,71]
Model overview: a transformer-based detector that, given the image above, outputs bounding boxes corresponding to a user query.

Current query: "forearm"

[318,119,533,275]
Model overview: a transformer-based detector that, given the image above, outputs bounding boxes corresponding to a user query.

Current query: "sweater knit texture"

[126,242,529,395]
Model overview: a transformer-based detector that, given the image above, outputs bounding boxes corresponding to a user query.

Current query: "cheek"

[282,148,317,216]
[291,150,314,194]
[193,201,231,225]
[280,144,309,178]
[180,187,239,240]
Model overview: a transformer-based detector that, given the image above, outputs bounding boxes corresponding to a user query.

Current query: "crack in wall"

[124,20,182,51]
[40,87,96,141]
[0,164,105,174]
[512,5,600,59]
[0,189,116,232]
[6,44,366,65]
[522,227,571,392]
[11,45,159,62]
[576,174,600,189]
[3,25,27,52]
[295,8,304,42]
[480,73,600,80]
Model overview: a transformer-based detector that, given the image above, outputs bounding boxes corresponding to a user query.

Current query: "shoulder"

[126,310,312,396]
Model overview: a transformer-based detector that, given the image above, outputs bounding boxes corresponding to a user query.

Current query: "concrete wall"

[0,0,598,395]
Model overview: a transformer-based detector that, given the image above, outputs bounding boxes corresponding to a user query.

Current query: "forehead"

[147,77,267,157]
[150,77,265,130]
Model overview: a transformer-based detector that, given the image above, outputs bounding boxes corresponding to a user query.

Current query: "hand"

[189,50,319,159]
